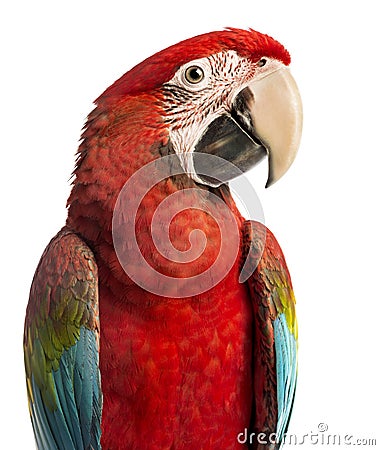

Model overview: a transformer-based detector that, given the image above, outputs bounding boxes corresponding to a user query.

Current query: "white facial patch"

[161,50,257,184]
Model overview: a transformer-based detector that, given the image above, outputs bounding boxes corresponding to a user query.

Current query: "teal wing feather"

[24,227,102,450]
[242,220,297,449]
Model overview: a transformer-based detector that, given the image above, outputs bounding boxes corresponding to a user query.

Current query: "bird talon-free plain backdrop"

[1,0,379,448]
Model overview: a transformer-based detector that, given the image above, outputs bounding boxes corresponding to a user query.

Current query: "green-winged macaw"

[24,28,302,449]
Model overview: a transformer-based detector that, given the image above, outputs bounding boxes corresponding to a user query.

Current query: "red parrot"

[24,28,302,449]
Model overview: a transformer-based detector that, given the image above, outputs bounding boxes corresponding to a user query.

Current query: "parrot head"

[97,28,302,188]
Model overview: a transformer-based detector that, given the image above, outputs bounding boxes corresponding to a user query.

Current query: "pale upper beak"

[247,67,303,187]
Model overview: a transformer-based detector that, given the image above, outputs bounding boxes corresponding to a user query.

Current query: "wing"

[242,220,297,449]
[24,227,102,450]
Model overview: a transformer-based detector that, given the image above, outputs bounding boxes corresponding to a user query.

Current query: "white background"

[1,0,379,448]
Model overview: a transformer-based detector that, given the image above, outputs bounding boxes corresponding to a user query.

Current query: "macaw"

[24,28,302,450]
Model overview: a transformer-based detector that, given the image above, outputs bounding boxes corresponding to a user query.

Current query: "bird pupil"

[190,68,201,80]
[258,58,267,67]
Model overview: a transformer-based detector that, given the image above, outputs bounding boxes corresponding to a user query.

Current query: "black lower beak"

[193,87,267,186]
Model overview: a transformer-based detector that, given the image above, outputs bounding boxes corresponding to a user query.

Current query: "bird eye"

[258,58,267,67]
[185,66,205,84]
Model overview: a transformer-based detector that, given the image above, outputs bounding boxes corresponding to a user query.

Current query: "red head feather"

[98,28,290,101]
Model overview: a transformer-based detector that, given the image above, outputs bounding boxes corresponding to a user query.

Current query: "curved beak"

[193,67,302,187]
[248,67,303,187]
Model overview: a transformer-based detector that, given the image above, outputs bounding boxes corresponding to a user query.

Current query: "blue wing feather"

[74,327,102,449]
[274,314,297,442]
[30,326,101,450]
[31,387,59,450]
